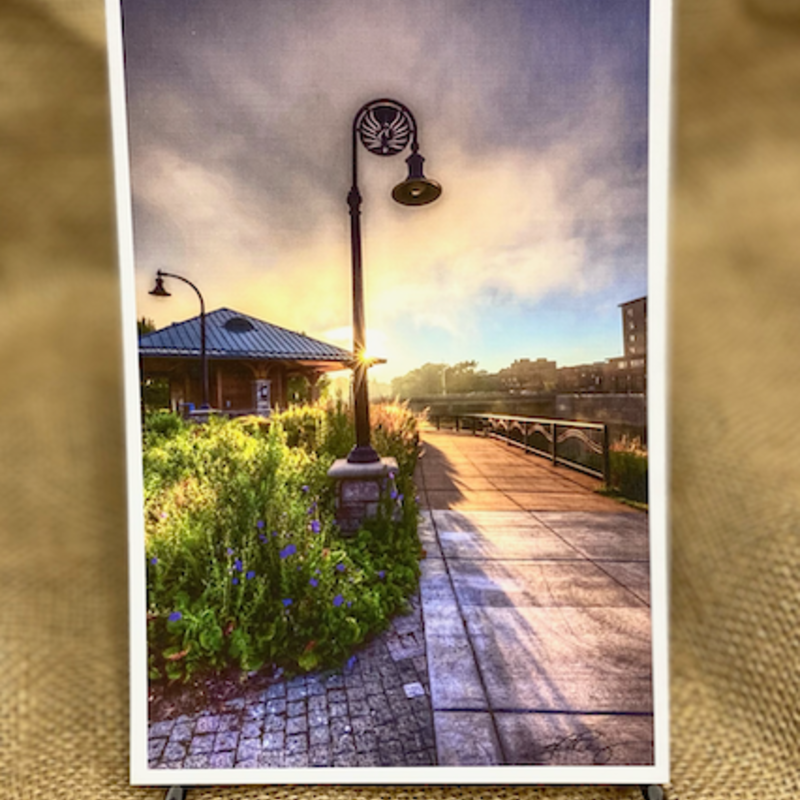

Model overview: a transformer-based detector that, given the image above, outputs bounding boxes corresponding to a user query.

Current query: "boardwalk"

[415,428,653,766]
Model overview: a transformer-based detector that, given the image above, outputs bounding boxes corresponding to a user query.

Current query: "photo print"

[107,0,672,785]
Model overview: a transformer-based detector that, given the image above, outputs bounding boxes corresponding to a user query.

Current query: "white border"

[106,0,672,785]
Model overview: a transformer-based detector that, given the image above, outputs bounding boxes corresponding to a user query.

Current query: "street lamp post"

[347,98,442,463]
[149,269,210,410]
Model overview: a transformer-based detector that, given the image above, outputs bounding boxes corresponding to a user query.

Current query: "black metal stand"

[167,786,663,798]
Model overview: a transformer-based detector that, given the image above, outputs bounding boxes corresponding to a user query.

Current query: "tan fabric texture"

[2,0,799,796]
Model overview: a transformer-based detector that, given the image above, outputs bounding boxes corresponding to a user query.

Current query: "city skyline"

[124,0,649,379]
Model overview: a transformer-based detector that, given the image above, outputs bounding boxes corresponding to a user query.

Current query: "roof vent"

[224,316,255,334]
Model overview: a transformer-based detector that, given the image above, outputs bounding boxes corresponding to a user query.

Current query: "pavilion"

[138,307,352,416]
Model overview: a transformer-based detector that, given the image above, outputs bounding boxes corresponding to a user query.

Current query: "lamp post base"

[328,456,398,535]
[346,444,381,464]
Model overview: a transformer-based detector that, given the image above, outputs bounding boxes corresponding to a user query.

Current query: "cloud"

[125,0,648,359]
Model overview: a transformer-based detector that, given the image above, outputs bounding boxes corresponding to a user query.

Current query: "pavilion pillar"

[308,371,322,403]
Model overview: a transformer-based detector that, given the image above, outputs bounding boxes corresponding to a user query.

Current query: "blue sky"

[123,0,649,379]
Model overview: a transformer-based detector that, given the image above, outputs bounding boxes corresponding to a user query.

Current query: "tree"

[390,360,496,397]
[138,317,156,337]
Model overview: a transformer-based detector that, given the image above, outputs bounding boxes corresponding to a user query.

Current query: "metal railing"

[429,412,610,482]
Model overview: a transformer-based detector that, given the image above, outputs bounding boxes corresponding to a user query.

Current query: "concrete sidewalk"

[415,429,653,766]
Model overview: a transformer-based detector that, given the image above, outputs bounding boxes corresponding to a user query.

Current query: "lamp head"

[392,151,442,206]
[149,274,171,297]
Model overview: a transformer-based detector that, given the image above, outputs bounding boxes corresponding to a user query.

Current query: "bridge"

[414,427,654,767]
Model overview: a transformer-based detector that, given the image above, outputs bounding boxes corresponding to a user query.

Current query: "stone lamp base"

[327,456,398,535]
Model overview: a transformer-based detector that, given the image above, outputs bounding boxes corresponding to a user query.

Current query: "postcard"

[106,0,671,785]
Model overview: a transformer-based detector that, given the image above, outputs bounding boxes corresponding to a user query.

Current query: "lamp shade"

[392,151,442,206]
[149,275,171,297]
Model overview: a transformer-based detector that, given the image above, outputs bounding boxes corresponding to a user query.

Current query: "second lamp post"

[149,269,210,410]
[347,98,442,464]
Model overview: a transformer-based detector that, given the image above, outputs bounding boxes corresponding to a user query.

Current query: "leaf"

[163,644,191,661]
[199,625,223,653]
[298,650,320,672]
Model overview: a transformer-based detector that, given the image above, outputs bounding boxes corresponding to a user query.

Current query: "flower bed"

[144,402,421,682]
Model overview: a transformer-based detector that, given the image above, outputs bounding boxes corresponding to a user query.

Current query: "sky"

[123,0,649,380]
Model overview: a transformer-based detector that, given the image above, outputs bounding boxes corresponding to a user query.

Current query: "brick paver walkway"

[148,594,435,769]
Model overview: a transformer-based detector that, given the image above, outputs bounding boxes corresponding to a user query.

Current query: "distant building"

[499,358,557,392]
[557,361,606,393]
[621,296,647,360]
[554,296,647,394]
[139,307,352,415]
[604,296,647,393]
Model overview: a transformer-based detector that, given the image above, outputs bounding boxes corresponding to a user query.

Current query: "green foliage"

[143,403,421,683]
[390,361,498,398]
[138,316,156,336]
[607,438,648,504]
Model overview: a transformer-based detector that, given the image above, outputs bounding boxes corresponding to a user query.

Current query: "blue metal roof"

[139,308,352,363]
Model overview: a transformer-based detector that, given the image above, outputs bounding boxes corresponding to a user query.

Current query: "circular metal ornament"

[357,103,413,156]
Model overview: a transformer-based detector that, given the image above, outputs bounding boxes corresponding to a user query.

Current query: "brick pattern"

[148,593,435,770]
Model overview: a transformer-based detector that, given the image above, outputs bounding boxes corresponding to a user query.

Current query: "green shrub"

[608,437,648,504]
[143,403,421,682]
[143,410,186,442]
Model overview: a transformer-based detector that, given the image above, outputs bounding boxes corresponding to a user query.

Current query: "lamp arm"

[156,270,205,315]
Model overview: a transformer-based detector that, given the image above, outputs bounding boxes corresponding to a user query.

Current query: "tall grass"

[608,436,648,504]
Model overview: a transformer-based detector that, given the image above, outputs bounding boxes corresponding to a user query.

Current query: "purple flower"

[377,570,385,580]
[258,533,267,543]
[336,563,345,573]
[315,569,321,575]
[168,611,182,622]
[280,543,297,560]
[246,570,256,580]
[347,601,352,607]
[307,502,317,514]
[388,471,397,480]
[272,530,278,537]
[309,520,321,534]
[256,520,265,529]
[309,578,318,588]
[226,547,234,556]
[282,598,293,608]
[149,556,158,565]
[333,594,344,607]
[390,489,399,500]
[233,558,243,572]
[301,485,310,493]
[397,494,404,504]
[346,655,357,670]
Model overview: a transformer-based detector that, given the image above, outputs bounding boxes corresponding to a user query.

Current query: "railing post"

[435,415,440,430]
[602,424,611,488]
[455,415,460,432]
[552,422,558,466]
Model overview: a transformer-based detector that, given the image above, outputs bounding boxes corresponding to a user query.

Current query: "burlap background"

[2,0,798,796]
